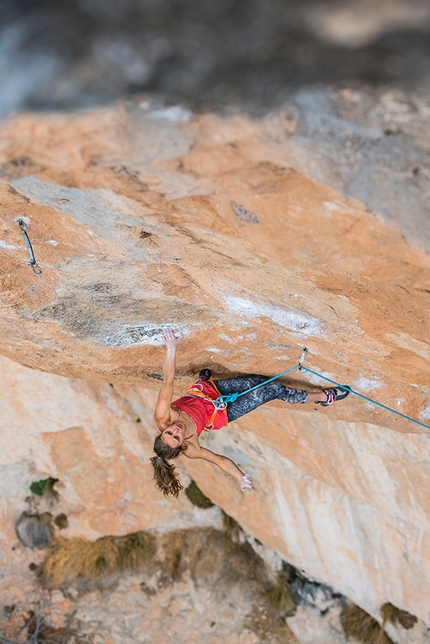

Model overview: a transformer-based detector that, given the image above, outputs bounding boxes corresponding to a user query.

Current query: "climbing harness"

[17,219,42,274]
[215,347,430,432]
[183,381,227,430]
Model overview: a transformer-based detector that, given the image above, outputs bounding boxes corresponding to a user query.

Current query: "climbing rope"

[214,347,309,407]
[300,367,430,431]
[17,219,42,274]
[215,348,430,432]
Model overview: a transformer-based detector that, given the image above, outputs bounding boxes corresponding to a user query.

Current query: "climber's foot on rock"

[317,386,351,407]
[199,369,212,382]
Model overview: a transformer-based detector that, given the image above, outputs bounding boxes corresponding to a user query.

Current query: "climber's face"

[161,423,185,448]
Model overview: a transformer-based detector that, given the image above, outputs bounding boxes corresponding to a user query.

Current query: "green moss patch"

[185,480,214,509]
[30,478,59,498]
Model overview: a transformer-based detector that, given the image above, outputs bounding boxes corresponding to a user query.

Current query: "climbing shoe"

[199,369,212,382]
[317,386,351,407]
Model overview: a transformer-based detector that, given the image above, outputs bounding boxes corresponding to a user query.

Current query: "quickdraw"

[17,219,42,275]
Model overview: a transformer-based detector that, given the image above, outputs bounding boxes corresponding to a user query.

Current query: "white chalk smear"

[0,240,18,249]
[223,295,323,337]
[354,376,382,392]
[420,404,430,420]
[97,323,187,348]
[304,370,336,386]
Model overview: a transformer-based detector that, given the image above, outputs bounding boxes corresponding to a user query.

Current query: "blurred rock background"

[1,0,430,117]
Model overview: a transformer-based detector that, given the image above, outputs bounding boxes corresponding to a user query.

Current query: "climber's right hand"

[163,328,183,350]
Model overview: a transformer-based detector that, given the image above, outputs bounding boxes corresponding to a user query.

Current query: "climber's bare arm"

[183,441,245,483]
[154,329,183,428]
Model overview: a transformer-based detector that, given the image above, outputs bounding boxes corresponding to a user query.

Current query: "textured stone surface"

[0,354,221,545]
[0,103,428,430]
[1,354,430,642]
[184,409,430,622]
[0,100,429,638]
[276,86,430,252]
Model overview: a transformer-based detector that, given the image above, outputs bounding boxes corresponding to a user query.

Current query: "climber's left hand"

[240,474,253,492]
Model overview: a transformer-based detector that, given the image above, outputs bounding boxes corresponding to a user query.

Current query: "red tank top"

[172,380,228,435]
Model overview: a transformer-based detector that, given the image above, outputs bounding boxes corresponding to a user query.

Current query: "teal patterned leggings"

[213,374,308,422]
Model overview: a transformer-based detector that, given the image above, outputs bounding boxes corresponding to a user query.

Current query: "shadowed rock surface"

[15,511,54,549]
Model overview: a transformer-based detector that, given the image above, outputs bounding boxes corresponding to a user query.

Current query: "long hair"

[149,433,187,498]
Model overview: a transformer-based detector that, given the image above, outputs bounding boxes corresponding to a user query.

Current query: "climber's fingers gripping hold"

[163,328,183,349]
[240,474,253,492]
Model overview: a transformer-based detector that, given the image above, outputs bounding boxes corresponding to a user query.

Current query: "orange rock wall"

[0,103,429,623]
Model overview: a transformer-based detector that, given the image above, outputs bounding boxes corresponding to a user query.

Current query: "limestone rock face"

[0,98,429,630]
[275,86,430,253]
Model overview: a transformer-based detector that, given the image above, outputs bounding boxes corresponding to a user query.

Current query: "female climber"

[150,329,350,497]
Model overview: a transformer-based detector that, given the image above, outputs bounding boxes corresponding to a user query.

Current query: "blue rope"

[215,361,430,432]
[300,367,430,431]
